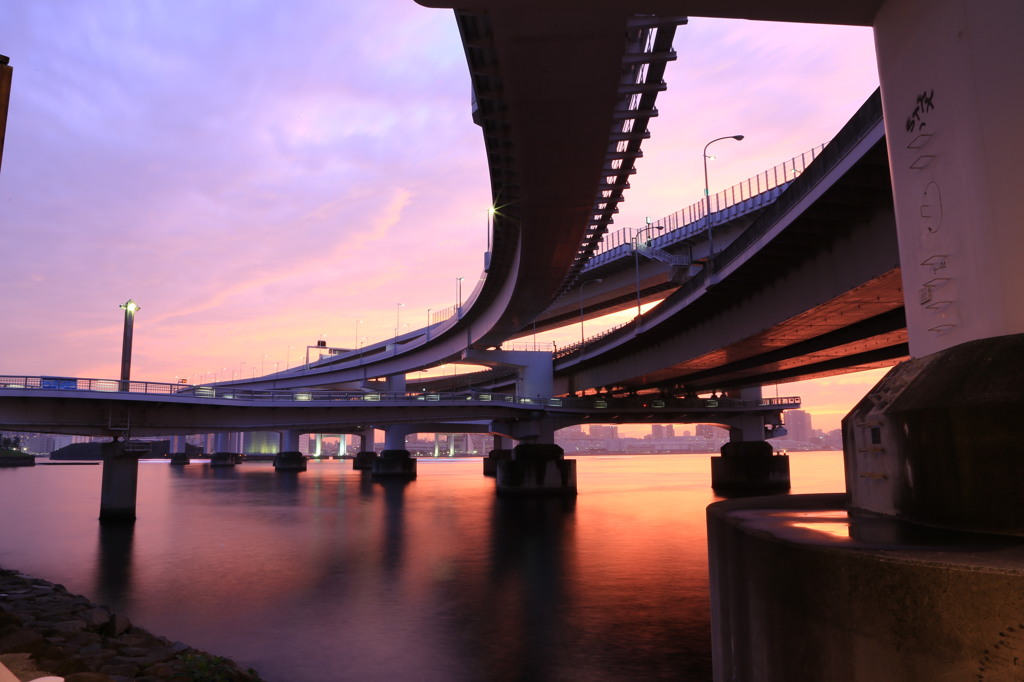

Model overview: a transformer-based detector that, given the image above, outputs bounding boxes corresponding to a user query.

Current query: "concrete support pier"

[99,439,145,523]
[352,429,376,470]
[210,452,239,467]
[353,451,378,470]
[710,441,790,495]
[495,443,576,497]
[483,449,512,477]
[168,435,189,465]
[708,493,1024,681]
[274,430,307,471]
[371,425,416,479]
[210,433,238,467]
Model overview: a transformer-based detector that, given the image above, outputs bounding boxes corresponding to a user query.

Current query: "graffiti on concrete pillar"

[905,89,935,133]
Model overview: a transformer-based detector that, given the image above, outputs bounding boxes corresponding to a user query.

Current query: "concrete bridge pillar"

[372,424,416,479]
[353,428,377,470]
[483,433,513,477]
[99,438,148,523]
[210,432,238,467]
[169,435,189,465]
[709,387,789,495]
[274,429,307,471]
[712,5,1024,680]
[845,0,1024,535]
[496,418,576,496]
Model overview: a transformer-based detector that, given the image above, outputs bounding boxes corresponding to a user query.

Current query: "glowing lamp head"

[120,299,140,313]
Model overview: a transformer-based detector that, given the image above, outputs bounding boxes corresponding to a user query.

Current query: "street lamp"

[395,302,404,338]
[456,277,465,317]
[703,134,745,272]
[118,299,140,389]
[426,309,432,340]
[579,278,604,347]
[486,207,494,252]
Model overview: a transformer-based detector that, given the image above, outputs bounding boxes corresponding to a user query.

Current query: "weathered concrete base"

[495,443,577,497]
[844,333,1024,535]
[273,451,307,471]
[707,493,1024,681]
[710,441,790,495]
[482,449,512,477]
[99,441,147,523]
[210,452,239,467]
[169,452,190,465]
[353,451,378,470]
[371,449,417,479]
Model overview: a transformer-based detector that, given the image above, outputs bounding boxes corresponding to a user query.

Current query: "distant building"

[695,424,721,439]
[651,424,675,439]
[786,410,813,442]
[589,424,618,439]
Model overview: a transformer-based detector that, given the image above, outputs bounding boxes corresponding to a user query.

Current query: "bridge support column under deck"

[709,387,790,495]
[274,430,307,471]
[483,434,512,477]
[713,4,1024,675]
[710,441,790,495]
[352,429,377,470]
[99,439,147,523]
[495,443,577,497]
[169,435,189,465]
[210,432,239,467]
[372,425,416,480]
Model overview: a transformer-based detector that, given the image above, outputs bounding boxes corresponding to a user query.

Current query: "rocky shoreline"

[0,569,263,681]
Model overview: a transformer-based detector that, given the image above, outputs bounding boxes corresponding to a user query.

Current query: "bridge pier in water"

[353,428,377,470]
[210,432,240,467]
[709,387,789,495]
[168,435,189,465]
[372,424,416,480]
[274,429,307,471]
[99,439,148,523]
[495,419,576,497]
[710,2,1024,678]
[482,434,512,477]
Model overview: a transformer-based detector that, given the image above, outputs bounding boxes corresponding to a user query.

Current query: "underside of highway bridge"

[3,1,1024,678]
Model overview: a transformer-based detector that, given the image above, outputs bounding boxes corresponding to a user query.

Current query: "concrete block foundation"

[371,450,416,479]
[273,451,307,471]
[707,493,1024,681]
[495,443,576,497]
[710,441,790,495]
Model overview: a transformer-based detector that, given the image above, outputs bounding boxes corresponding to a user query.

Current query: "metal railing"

[588,145,824,265]
[0,375,798,411]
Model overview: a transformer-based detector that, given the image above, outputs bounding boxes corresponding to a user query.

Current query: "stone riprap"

[0,569,263,681]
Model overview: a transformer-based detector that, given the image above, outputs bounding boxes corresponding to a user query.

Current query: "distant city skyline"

[0,2,882,434]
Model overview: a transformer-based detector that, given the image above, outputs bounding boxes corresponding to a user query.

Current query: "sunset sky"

[1,1,886,432]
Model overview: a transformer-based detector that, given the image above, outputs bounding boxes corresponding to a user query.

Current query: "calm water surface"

[0,452,844,681]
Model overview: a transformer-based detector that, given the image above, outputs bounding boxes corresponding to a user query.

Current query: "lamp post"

[118,299,140,389]
[486,207,494,252]
[426,309,432,340]
[703,134,744,272]
[579,278,604,347]
[395,303,404,338]
[456,277,464,318]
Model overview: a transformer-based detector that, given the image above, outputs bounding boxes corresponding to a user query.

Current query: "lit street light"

[579,279,604,347]
[396,302,404,338]
[456,277,465,318]
[703,134,744,272]
[118,299,140,389]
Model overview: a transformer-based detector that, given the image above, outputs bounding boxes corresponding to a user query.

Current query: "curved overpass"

[224,8,682,391]
[228,3,900,399]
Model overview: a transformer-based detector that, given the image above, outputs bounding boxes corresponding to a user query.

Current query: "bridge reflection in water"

[0,453,845,681]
